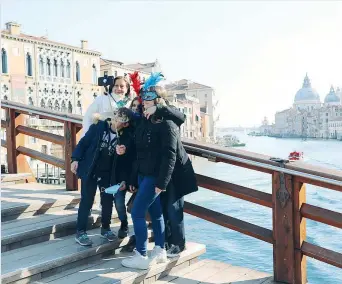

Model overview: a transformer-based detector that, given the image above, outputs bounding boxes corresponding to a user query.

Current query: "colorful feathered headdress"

[129,71,141,102]
[141,72,165,101]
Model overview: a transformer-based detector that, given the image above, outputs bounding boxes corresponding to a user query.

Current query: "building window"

[41,145,47,154]
[61,101,67,112]
[26,52,32,76]
[53,59,58,76]
[2,48,8,74]
[66,60,71,78]
[76,61,80,82]
[54,100,60,111]
[104,71,108,76]
[40,99,46,108]
[60,59,65,77]
[39,56,44,75]
[48,99,53,110]
[28,97,34,105]
[92,64,97,84]
[46,58,51,76]
[114,71,118,77]
[68,101,73,113]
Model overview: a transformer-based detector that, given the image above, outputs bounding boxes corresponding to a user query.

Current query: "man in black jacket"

[71,108,134,246]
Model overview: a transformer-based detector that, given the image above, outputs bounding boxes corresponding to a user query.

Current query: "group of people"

[71,72,198,270]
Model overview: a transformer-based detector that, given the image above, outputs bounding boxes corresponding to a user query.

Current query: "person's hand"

[71,161,78,174]
[129,185,137,193]
[144,106,157,119]
[119,181,126,191]
[155,187,163,194]
[116,145,126,155]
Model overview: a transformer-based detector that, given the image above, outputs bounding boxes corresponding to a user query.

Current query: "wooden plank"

[64,121,78,191]
[194,261,270,284]
[164,259,229,283]
[16,146,64,168]
[16,125,64,145]
[272,172,295,283]
[80,243,205,284]
[293,180,307,284]
[1,173,33,182]
[184,201,273,243]
[1,223,138,284]
[1,99,83,126]
[196,174,272,208]
[301,203,342,229]
[154,260,210,283]
[6,108,17,173]
[295,176,342,192]
[301,241,342,268]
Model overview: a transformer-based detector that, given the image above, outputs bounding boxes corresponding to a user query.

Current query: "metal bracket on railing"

[202,153,218,162]
[270,157,290,208]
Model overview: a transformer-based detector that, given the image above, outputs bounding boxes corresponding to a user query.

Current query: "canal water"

[186,132,342,284]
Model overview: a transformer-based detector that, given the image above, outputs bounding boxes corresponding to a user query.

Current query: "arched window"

[61,100,67,112]
[92,64,97,84]
[39,56,44,75]
[46,58,51,76]
[60,59,65,77]
[53,59,58,77]
[66,60,71,78]
[1,48,8,74]
[68,101,73,113]
[48,99,53,110]
[75,61,80,82]
[54,100,60,111]
[26,53,32,76]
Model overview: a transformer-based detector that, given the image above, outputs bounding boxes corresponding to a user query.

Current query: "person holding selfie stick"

[71,108,135,246]
[82,76,132,137]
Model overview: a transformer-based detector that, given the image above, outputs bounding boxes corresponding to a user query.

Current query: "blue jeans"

[114,189,127,223]
[131,175,165,256]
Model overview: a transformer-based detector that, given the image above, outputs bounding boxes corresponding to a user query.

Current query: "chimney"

[81,40,88,49]
[6,22,21,35]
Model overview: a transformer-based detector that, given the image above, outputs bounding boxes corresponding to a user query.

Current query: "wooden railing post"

[64,121,78,191]
[272,171,295,283]
[293,179,307,283]
[6,108,17,173]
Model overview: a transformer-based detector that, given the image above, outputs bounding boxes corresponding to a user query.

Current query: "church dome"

[324,86,340,103]
[294,74,320,103]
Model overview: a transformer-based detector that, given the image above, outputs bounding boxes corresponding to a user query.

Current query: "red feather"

[129,71,141,101]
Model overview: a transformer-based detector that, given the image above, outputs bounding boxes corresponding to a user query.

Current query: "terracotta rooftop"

[1,30,101,54]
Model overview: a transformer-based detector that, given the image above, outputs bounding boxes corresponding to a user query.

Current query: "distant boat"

[288,151,303,161]
[216,135,246,148]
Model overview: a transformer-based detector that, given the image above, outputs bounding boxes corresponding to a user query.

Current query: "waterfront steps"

[1,183,277,284]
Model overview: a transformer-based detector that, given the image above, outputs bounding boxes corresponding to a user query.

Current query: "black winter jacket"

[71,121,135,186]
[134,118,178,190]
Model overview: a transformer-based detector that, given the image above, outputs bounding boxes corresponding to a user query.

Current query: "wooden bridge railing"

[1,100,342,284]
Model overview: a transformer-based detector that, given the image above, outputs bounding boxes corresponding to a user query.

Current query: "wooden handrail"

[1,99,341,284]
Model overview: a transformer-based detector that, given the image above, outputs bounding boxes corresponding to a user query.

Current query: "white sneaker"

[150,246,168,264]
[121,250,151,270]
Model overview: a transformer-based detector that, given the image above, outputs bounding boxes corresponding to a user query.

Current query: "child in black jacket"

[71,108,135,246]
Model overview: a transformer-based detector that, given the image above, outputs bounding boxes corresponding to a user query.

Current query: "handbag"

[126,192,151,222]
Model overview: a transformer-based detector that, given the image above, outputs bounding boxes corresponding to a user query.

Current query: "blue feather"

[143,72,164,91]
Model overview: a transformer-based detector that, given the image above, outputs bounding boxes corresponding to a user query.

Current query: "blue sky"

[1,0,342,127]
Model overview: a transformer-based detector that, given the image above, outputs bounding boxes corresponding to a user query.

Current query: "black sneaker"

[118,221,129,239]
[166,245,184,258]
[75,232,93,246]
[101,228,117,242]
